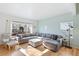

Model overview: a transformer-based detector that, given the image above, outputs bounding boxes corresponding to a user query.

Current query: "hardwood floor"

[0,43,79,56]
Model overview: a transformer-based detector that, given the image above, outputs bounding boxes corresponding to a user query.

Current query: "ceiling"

[0,3,75,20]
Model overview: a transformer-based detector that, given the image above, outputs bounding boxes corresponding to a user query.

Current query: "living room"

[0,3,79,56]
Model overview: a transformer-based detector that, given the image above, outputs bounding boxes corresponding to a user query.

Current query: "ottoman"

[29,38,42,47]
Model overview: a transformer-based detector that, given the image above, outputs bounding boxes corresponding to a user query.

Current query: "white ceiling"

[0,3,75,20]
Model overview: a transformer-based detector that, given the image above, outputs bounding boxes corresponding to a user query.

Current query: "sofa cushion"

[43,39,59,45]
[45,34,51,38]
[42,33,46,37]
[51,35,58,40]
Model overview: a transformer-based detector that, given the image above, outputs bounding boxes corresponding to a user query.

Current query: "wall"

[0,14,11,44]
[37,13,73,34]
[72,3,79,48]
[73,15,79,48]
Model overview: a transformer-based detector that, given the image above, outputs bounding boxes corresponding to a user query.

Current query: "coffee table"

[29,38,42,47]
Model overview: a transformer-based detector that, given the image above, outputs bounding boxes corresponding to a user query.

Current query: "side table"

[62,39,68,47]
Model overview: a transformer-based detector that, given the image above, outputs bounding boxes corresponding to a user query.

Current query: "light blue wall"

[37,13,73,35]
[73,14,79,48]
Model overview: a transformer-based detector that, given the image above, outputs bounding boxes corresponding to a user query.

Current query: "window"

[11,21,33,35]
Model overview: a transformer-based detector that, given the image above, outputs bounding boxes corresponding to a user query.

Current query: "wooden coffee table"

[19,46,49,56]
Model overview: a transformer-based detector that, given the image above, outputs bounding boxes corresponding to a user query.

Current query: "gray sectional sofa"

[16,33,63,52]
